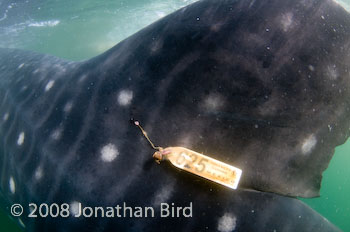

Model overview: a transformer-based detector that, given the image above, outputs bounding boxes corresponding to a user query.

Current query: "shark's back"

[0,0,349,231]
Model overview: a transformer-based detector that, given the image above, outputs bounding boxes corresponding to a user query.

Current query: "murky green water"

[0,0,198,61]
[302,141,350,231]
[0,0,349,231]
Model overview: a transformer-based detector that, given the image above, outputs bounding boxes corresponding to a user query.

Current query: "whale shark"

[0,0,349,231]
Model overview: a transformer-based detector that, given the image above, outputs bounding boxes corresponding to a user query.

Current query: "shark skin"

[0,0,349,231]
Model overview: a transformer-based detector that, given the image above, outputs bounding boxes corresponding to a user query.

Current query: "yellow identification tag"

[133,120,242,190]
[154,147,242,189]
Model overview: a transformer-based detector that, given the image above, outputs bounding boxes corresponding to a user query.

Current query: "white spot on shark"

[150,38,164,53]
[34,166,43,180]
[218,213,237,232]
[17,132,25,146]
[63,101,73,113]
[328,124,333,132]
[281,12,294,31]
[9,177,15,194]
[152,183,174,206]
[51,127,63,140]
[18,63,24,69]
[21,85,28,92]
[33,68,40,74]
[210,23,223,32]
[117,90,133,106]
[100,143,119,162]
[202,94,225,112]
[70,201,80,216]
[45,80,55,92]
[176,134,194,148]
[326,65,339,80]
[3,112,9,121]
[53,64,66,73]
[301,134,317,155]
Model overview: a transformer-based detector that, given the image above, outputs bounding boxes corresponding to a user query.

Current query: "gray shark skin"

[0,0,349,231]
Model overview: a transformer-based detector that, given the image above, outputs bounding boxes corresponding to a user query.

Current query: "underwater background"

[0,0,349,231]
